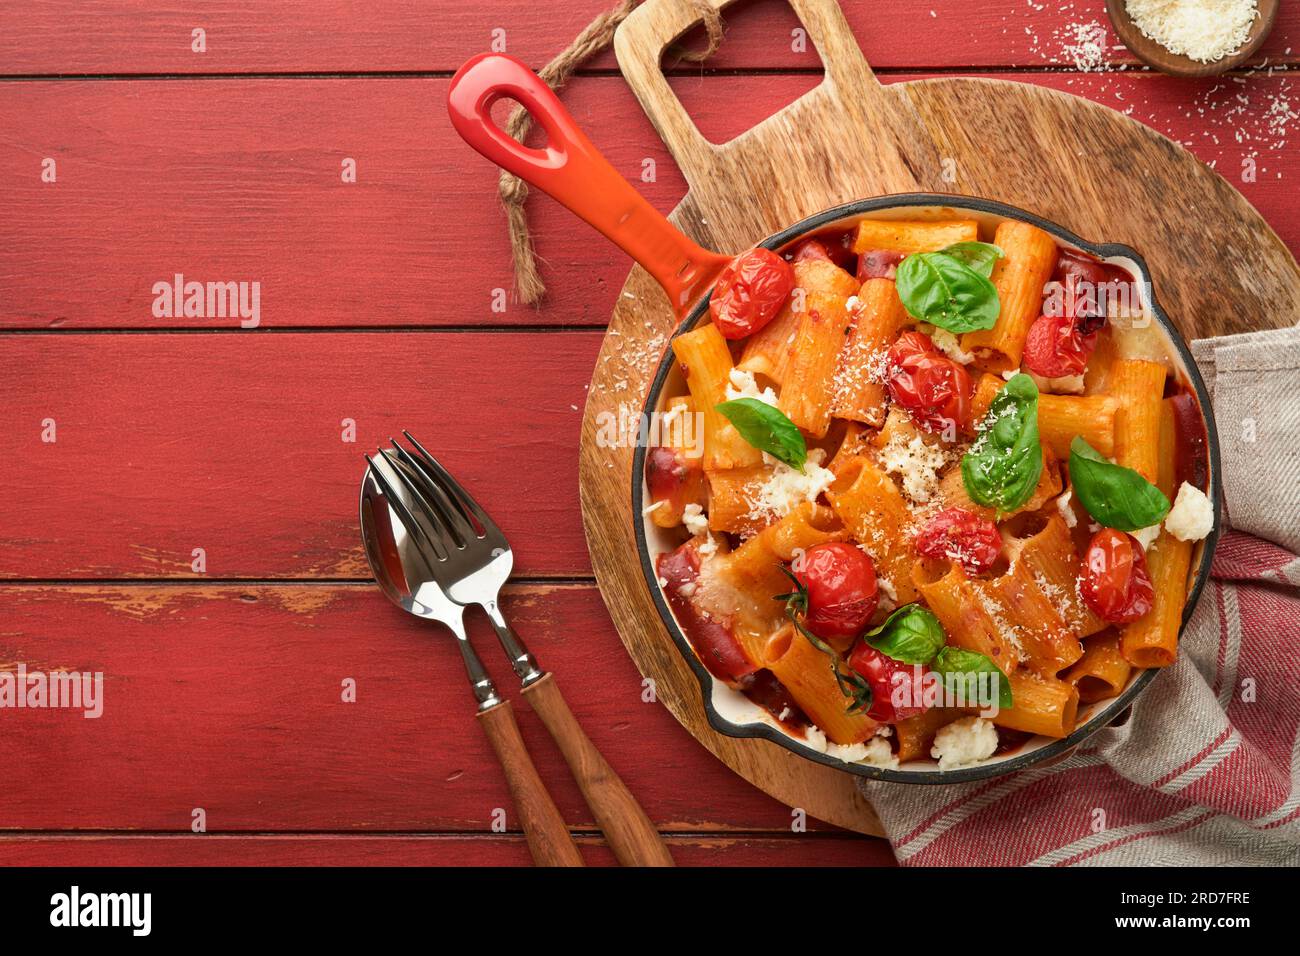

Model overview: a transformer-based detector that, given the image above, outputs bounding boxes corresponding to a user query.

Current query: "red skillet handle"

[448,53,731,317]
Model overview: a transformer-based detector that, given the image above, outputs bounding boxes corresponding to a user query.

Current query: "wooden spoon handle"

[522,674,674,867]
[476,699,585,867]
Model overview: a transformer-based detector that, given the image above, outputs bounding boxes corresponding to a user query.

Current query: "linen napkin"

[858,326,1300,866]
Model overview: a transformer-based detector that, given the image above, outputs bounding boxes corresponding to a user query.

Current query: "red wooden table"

[0,0,1296,867]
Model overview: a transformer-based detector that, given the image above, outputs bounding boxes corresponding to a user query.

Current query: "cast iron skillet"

[447,53,1221,783]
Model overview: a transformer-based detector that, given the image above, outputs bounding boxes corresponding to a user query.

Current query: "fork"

[370,432,674,867]
[362,451,584,867]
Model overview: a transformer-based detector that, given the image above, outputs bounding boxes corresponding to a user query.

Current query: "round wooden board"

[579,0,1300,837]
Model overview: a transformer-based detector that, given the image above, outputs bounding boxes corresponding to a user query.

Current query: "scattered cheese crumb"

[931,716,1000,770]
[641,500,665,517]
[1165,481,1215,541]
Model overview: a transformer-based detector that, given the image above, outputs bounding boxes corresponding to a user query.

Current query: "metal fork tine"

[401,430,498,541]
[377,447,457,550]
[364,453,444,562]
[387,439,481,546]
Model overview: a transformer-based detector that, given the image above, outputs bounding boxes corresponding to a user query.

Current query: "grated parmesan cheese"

[878,432,953,506]
[1125,0,1259,64]
[746,449,836,524]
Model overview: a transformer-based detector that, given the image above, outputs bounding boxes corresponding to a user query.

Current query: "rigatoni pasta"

[648,209,1212,772]
[830,277,909,426]
[852,218,978,255]
[961,221,1057,371]
[777,260,861,437]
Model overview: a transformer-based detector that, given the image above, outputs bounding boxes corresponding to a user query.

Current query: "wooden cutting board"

[578,0,1300,837]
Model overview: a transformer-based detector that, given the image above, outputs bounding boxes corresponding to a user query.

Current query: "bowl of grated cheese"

[1106,0,1278,77]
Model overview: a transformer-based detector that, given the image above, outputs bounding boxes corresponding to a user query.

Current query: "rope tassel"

[497,0,724,306]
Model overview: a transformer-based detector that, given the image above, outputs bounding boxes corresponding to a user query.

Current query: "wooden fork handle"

[522,674,674,867]
[476,699,585,867]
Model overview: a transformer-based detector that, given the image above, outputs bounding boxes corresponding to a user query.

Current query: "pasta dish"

[643,211,1214,772]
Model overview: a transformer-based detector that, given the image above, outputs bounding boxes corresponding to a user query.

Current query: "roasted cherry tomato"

[886,331,973,435]
[914,507,1002,575]
[708,247,794,339]
[790,238,833,263]
[857,249,905,281]
[657,541,757,685]
[1079,529,1155,624]
[644,445,705,527]
[1054,249,1128,333]
[847,643,930,722]
[792,542,879,642]
[1023,310,1098,379]
[790,232,857,270]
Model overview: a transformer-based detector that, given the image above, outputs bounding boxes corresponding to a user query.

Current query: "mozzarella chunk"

[724,368,778,407]
[930,716,999,770]
[1130,524,1161,551]
[681,502,709,536]
[1165,481,1214,542]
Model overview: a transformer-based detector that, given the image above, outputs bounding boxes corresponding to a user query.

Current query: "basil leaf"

[895,251,1000,333]
[1068,436,1171,531]
[961,373,1043,516]
[930,646,1013,710]
[939,241,1004,279]
[864,604,946,665]
[716,398,807,471]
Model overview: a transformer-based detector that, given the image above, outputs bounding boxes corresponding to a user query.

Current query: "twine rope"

[498,0,723,305]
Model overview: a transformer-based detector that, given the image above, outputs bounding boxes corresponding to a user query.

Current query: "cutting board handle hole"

[659,0,825,147]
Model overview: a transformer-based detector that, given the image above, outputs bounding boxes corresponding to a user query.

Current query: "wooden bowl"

[1106,0,1279,77]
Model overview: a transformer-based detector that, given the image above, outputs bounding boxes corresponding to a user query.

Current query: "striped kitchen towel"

[858,327,1300,866]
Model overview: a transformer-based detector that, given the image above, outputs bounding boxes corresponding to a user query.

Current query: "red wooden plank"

[0,333,611,578]
[0,833,896,866]
[0,77,689,330]
[0,0,1295,74]
[3,72,1297,332]
[0,583,857,833]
